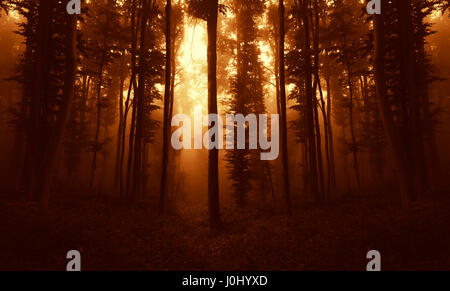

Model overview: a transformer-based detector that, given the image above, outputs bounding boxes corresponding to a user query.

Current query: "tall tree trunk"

[374,11,409,208]
[324,54,336,193]
[89,50,105,189]
[303,139,309,193]
[313,98,325,199]
[114,52,126,189]
[24,0,54,200]
[142,142,148,195]
[39,15,77,210]
[302,0,319,201]
[79,74,91,183]
[207,0,221,230]
[120,76,135,199]
[274,22,281,117]
[344,52,361,192]
[416,12,438,187]
[311,1,325,200]
[160,0,172,214]
[166,21,177,199]
[168,2,179,123]
[316,77,330,199]
[120,1,138,200]
[279,0,292,213]
[402,0,427,199]
[125,84,137,198]
[395,0,427,201]
[314,0,332,199]
[131,0,150,202]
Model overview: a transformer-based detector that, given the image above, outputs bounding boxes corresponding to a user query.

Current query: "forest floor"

[1,189,450,271]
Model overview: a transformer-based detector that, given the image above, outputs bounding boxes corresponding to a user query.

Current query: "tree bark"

[131,0,150,202]
[89,50,105,189]
[207,0,221,230]
[374,11,409,208]
[24,0,54,200]
[125,83,137,198]
[324,53,336,193]
[311,1,325,200]
[279,0,292,213]
[344,54,361,192]
[301,0,319,201]
[114,52,126,190]
[39,15,77,210]
[121,0,138,200]
[398,0,427,199]
[160,0,172,214]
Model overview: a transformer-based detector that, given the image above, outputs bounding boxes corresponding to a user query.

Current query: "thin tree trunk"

[131,0,150,202]
[314,0,332,199]
[274,29,281,117]
[125,81,137,199]
[344,53,361,192]
[279,0,292,213]
[313,98,325,200]
[302,0,319,202]
[303,142,309,193]
[311,1,325,200]
[397,0,417,201]
[207,0,221,230]
[120,1,138,200]
[316,76,330,199]
[89,51,105,189]
[160,0,172,214]
[79,74,90,183]
[142,142,148,195]
[324,56,336,192]
[114,52,126,189]
[168,3,178,124]
[120,76,135,199]
[342,125,352,193]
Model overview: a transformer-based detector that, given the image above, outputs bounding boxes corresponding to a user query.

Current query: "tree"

[125,0,164,201]
[84,0,122,190]
[224,0,267,206]
[373,2,409,207]
[187,0,223,230]
[23,0,54,200]
[131,0,151,201]
[287,0,320,201]
[160,0,172,213]
[327,0,365,193]
[39,14,78,210]
[207,0,221,230]
[279,0,292,212]
[369,0,442,206]
[14,0,78,208]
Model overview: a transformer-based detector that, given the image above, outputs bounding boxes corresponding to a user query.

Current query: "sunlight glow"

[176,17,208,118]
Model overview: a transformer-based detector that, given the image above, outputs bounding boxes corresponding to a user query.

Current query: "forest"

[0,0,450,270]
